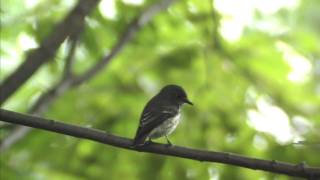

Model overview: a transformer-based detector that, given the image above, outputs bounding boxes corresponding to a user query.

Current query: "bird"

[132,84,193,147]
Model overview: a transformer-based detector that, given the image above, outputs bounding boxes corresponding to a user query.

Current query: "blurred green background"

[1,0,319,179]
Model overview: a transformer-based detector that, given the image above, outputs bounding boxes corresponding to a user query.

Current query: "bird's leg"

[165,135,172,147]
[144,137,153,145]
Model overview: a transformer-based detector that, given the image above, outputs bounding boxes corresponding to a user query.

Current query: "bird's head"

[159,84,193,106]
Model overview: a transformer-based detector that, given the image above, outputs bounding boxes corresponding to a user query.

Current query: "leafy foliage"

[1,0,319,179]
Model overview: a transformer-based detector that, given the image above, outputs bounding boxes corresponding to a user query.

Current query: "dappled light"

[1,0,319,179]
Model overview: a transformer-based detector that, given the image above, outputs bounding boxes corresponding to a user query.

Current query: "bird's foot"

[165,136,173,147]
[143,138,154,146]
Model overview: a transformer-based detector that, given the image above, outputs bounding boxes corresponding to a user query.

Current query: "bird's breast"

[148,113,181,139]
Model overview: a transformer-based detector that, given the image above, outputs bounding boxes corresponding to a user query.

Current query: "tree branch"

[1,109,319,179]
[72,0,176,85]
[0,0,99,106]
[0,0,176,152]
[0,74,74,152]
[0,37,79,152]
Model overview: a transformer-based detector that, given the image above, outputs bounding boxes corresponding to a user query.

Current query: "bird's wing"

[133,106,178,144]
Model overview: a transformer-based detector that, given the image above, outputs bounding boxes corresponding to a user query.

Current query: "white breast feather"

[148,113,181,139]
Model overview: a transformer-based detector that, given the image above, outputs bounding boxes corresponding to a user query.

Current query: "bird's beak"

[183,98,193,105]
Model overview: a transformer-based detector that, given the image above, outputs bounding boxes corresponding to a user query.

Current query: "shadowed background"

[0,0,319,179]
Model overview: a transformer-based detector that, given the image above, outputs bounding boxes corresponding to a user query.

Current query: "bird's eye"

[177,94,184,99]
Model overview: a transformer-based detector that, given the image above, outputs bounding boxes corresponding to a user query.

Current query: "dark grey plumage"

[133,84,193,146]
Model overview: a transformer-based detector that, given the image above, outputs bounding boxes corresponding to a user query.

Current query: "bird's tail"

[132,133,147,147]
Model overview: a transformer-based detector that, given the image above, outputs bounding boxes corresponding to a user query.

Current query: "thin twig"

[0,0,176,152]
[63,36,79,79]
[0,0,99,106]
[0,36,79,152]
[0,109,319,179]
[72,0,176,86]
[208,1,313,117]
[0,69,74,152]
